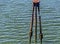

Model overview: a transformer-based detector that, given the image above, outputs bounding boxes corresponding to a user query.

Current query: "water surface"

[0,0,60,44]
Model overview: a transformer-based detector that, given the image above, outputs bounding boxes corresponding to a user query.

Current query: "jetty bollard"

[39,16,43,44]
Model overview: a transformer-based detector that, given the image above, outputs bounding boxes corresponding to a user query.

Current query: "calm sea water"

[0,0,60,44]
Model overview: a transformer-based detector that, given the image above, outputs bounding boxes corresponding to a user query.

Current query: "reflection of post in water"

[39,16,43,44]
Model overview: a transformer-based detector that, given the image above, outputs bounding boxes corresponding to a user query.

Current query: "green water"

[0,0,60,44]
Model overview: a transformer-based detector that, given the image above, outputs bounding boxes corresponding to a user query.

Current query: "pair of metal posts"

[29,6,43,44]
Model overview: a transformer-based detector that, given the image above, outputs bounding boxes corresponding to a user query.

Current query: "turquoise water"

[0,0,60,44]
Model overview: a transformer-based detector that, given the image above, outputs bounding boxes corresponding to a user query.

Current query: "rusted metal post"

[29,13,34,44]
[29,3,43,44]
[39,16,43,44]
[34,6,37,43]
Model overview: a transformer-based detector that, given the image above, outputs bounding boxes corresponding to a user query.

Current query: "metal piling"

[29,7,43,44]
[39,16,43,44]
